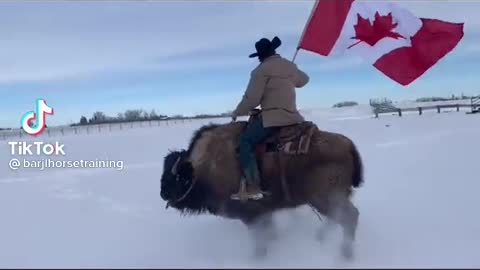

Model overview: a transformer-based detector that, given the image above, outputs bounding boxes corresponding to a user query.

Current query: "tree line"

[415,94,474,102]
[71,109,232,126]
[333,101,358,108]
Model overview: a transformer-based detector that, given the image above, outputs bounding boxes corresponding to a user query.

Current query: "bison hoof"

[316,229,327,242]
[254,246,268,260]
[341,243,354,261]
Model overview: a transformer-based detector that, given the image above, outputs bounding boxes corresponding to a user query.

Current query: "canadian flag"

[298,0,464,86]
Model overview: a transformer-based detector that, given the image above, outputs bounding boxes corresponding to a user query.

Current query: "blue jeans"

[238,115,276,184]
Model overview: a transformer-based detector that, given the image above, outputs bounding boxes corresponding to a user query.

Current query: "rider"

[230,36,310,201]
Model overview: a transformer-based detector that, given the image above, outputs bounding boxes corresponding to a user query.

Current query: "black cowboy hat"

[248,36,282,58]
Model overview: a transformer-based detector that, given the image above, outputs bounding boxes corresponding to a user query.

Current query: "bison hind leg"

[310,193,359,261]
[337,199,359,260]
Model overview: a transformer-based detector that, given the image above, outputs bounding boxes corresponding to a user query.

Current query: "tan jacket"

[232,54,309,127]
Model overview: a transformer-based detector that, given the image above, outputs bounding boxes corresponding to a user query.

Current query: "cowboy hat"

[248,36,282,58]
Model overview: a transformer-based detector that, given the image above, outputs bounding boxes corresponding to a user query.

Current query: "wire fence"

[0,117,232,141]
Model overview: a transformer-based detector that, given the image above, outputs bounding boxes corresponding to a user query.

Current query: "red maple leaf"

[348,12,406,49]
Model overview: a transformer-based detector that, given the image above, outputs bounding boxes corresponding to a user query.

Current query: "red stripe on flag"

[298,0,354,56]
[373,18,464,86]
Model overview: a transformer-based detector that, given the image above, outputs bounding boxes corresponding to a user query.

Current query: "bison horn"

[171,156,181,175]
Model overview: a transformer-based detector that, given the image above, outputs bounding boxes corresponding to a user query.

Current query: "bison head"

[160,150,195,209]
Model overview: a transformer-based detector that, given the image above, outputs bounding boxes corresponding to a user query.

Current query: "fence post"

[437,106,441,113]
[398,109,402,117]
[418,107,422,115]
[456,104,460,112]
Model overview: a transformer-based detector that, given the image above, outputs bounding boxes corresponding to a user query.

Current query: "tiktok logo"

[21,99,54,136]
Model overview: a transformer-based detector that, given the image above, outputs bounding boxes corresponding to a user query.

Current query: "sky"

[1,0,479,128]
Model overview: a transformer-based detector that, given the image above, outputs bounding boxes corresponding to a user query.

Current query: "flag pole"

[292,47,300,63]
[291,0,319,64]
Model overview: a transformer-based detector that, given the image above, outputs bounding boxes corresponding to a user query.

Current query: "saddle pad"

[262,122,317,155]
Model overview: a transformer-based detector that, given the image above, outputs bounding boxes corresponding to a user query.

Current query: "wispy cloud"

[391,1,480,32]
[0,1,478,83]
[299,54,365,72]
[0,1,312,83]
[462,42,480,54]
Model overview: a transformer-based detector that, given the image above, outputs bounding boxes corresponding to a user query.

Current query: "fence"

[370,95,480,118]
[369,98,399,116]
[472,95,480,112]
[374,103,477,118]
[0,116,232,141]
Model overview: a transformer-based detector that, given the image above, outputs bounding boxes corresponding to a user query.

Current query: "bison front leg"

[316,217,335,242]
[243,213,276,260]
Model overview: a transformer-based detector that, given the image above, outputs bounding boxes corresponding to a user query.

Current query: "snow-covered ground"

[1,107,479,268]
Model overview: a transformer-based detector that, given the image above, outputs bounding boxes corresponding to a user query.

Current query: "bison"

[160,116,364,261]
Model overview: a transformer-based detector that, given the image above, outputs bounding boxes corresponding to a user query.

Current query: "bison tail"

[351,142,364,188]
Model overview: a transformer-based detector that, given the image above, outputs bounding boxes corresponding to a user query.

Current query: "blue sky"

[1,1,479,128]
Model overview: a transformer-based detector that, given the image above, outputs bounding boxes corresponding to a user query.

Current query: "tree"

[124,109,143,121]
[80,116,88,125]
[333,101,358,108]
[117,113,124,121]
[91,111,107,123]
[171,114,184,119]
[150,109,158,120]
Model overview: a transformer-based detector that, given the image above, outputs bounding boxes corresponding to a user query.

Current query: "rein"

[166,177,197,209]
[166,156,197,208]
[175,175,197,203]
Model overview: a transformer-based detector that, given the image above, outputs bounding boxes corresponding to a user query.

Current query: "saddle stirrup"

[230,179,264,201]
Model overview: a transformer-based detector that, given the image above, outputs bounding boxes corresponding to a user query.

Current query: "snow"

[1,107,479,268]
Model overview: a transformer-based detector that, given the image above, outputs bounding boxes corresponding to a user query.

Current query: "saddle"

[247,109,318,156]
[245,109,319,202]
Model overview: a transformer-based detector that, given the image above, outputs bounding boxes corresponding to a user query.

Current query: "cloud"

[0,1,478,83]
[0,1,312,83]
[390,1,480,32]
[299,54,365,72]
[462,42,480,54]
